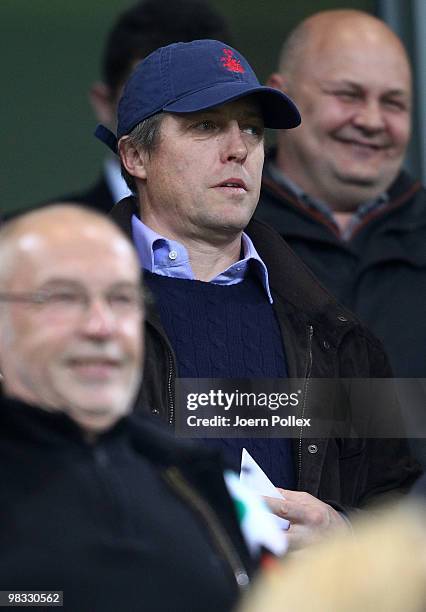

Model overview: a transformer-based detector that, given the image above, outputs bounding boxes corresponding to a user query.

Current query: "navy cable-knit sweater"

[145,271,295,488]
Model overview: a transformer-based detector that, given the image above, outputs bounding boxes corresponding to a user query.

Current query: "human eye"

[33,288,84,317]
[193,119,218,131]
[334,90,359,102]
[383,97,407,112]
[43,289,82,306]
[107,288,142,311]
[241,123,264,138]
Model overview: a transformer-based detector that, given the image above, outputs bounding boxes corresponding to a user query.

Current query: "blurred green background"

[2,0,373,214]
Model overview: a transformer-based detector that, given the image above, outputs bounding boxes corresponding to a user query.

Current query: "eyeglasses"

[0,286,144,319]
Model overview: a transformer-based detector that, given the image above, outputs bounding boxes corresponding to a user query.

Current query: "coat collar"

[111,196,360,349]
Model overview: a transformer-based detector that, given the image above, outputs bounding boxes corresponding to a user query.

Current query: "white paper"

[240,448,290,530]
[224,471,288,557]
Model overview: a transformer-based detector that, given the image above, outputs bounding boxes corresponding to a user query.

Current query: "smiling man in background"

[257,9,426,382]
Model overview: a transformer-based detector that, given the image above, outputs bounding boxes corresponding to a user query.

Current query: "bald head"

[0,204,139,290]
[0,204,143,436]
[279,10,410,81]
[270,10,412,211]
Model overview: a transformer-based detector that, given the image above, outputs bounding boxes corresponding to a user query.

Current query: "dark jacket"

[111,197,421,514]
[53,174,115,214]
[2,175,115,222]
[256,156,426,378]
[0,393,253,612]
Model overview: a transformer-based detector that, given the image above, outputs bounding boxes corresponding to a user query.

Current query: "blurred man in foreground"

[0,205,254,612]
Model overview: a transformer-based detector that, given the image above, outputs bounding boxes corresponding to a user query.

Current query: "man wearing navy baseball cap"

[96,40,420,551]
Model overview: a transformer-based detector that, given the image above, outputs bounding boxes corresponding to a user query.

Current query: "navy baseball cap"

[95,39,301,154]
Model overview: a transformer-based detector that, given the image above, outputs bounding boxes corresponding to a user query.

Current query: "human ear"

[118,137,148,181]
[89,81,117,126]
[266,72,287,91]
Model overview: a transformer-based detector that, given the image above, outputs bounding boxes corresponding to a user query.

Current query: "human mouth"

[213,178,248,193]
[68,357,122,380]
[334,137,388,152]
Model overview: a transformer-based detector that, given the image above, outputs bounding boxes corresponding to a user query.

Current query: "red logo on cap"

[221,48,245,73]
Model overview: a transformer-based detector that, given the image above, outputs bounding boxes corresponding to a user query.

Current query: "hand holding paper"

[240,448,290,530]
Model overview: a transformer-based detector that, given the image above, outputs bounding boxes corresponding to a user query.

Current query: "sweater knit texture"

[145,271,295,488]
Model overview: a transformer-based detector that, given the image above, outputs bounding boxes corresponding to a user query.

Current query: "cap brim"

[164,83,301,129]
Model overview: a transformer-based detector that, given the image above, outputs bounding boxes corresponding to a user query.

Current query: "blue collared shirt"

[131,215,273,303]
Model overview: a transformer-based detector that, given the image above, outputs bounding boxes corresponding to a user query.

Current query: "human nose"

[78,297,117,338]
[220,121,248,163]
[352,99,386,132]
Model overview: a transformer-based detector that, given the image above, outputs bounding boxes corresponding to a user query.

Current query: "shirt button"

[308,444,318,454]
[152,408,160,416]
[236,571,250,587]
[168,250,178,260]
